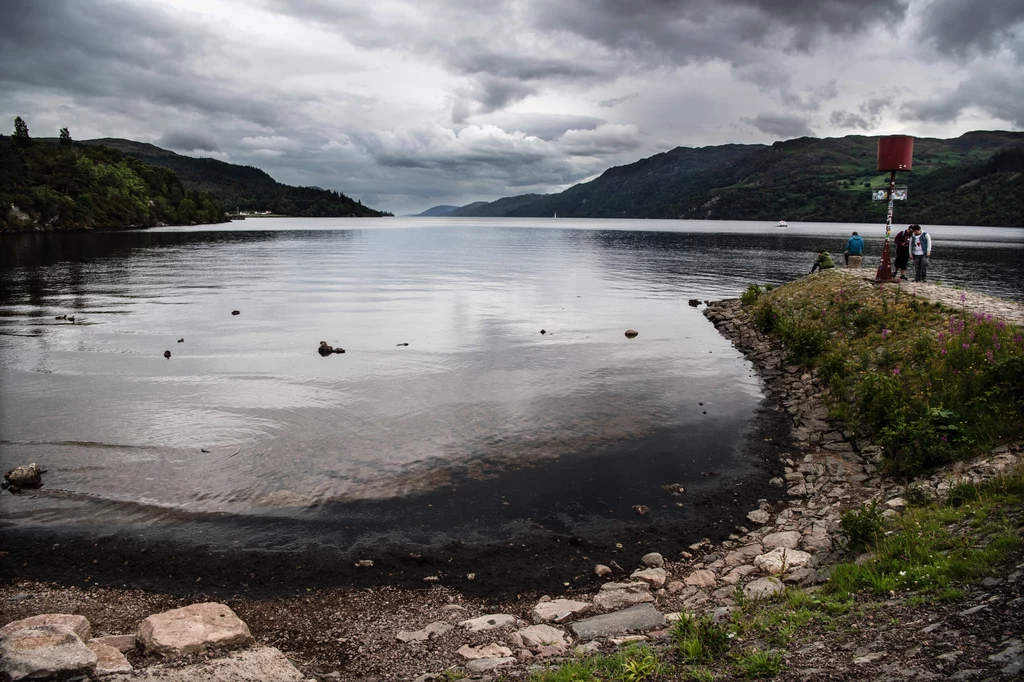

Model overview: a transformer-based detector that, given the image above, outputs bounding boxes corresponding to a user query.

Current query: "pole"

[874,170,897,282]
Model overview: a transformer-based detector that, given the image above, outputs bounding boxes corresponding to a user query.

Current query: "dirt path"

[836,269,1024,326]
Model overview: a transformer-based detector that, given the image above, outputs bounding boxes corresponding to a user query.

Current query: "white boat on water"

[777,219,788,227]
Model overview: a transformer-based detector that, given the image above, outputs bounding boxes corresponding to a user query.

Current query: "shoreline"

[3,273,1023,680]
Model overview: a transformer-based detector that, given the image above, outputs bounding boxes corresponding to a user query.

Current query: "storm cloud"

[1,0,1020,214]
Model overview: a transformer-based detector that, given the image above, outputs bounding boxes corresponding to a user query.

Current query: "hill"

[82,138,390,218]
[414,202,488,216]
[452,131,1024,226]
[1,130,225,231]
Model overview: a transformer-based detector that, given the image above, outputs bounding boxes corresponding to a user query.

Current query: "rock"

[0,614,92,641]
[594,564,613,577]
[531,599,591,624]
[624,329,638,338]
[632,504,650,515]
[886,497,907,511]
[88,634,136,653]
[318,341,346,356]
[457,643,512,660]
[396,622,453,642]
[458,614,517,632]
[630,568,667,589]
[138,603,255,659]
[665,581,685,594]
[769,477,785,488]
[231,310,240,315]
[0,625,97,681]
[746,509,771,525]
[570,605,666,640]
[688,299,700,307]
[743,577,784,600]
[354,559,373,568]
[640,552,664,568]
[762,531,802,551]
[466,657,515,673]
[712,606,738,623]
[683,569,717,589]
[163,350,172,359]
[724,544,763,567]
[396,342,409,346]
[88,641,133,674]
[512,625,568,649]
[575,641,602,655]
[592,582,654,611]
[104,646,303,682]
[853,652,886,665]
[753,547,813,575]
[178,338,184,343]
[721,565,757,586]
[3,463,42,489]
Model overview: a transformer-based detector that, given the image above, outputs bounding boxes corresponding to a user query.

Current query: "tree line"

[1,117,226,231]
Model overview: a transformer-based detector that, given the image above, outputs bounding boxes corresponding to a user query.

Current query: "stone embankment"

[3,293,1022,681]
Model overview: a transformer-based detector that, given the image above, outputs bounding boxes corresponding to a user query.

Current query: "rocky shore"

[3,277,1023,681]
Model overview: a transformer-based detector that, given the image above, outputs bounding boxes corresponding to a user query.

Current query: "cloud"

[158,129,221,152]
[598,92,640,108]
[740,112,815,138]
[829,110,873,131]
[917,0,1024,57]
[900,69,1024,127]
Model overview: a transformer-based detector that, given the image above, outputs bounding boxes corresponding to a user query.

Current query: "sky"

[2,0,1023,215]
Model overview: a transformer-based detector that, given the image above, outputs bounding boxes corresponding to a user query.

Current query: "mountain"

[1,134,226,231]
[452,132,1024,227]
[415,202,488,216]
[82,138,390,218]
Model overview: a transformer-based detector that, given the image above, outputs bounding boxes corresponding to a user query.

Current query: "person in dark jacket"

[810,250,835,273]
[844,231,865,266]
[893,225,914,280]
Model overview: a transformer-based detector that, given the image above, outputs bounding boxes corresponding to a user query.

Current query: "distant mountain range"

[82,138,390,218]
[414,202,487,216]
[427,131,1024,227]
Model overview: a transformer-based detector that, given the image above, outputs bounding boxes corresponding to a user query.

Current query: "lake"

[2,218,1022,593]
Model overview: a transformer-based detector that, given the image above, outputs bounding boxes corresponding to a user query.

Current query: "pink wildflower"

[962,343,970,349]
[892,367,901,376]
[987,350,995,363]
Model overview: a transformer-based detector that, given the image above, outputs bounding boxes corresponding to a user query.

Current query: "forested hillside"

[452,131,1024,227]
[84,138,389,217]
[1,120,225,231]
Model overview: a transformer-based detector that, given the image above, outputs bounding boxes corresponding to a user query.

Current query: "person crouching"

[811,249,835,273]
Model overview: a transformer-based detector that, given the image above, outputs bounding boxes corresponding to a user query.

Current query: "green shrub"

[839,501,883,551]
[855,372,905,432]
[753,302,779,333]
[735,649,783,678]
[741,284,765,306]
[946,482,979,508]
[880,409,967,479]
[671,614,730,664]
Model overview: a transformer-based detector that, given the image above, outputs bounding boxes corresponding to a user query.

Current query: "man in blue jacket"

[844,231,865,266]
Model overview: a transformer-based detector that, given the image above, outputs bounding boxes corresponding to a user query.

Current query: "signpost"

[873,135,914,283]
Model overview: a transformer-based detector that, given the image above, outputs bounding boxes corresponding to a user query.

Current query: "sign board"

[872,187,908,201]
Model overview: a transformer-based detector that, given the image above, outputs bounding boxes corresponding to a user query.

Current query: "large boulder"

[0,624,97,681]
[530,599,591,624]
[762,531,802,551]
[743,577,784,601]
[570,604,666,640]
[630,568,667,589]
[684,569,717,589]
[592,582,654,611]
[753,548,813,575]
[138,603,254,659]
[4,463,42,489]
[0,614,91,641]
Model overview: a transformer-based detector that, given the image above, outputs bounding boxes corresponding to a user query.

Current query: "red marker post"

[873,135,914,282]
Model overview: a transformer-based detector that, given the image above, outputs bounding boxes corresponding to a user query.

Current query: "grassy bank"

[742,272,1024,479]
[523,466,1024,681]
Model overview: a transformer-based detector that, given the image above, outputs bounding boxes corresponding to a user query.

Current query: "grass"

[742,271,1024,478]
[734,649,784,679]
[827,468,1024,602]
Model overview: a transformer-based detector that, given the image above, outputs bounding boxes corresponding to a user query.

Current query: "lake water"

[2,218,1023,584]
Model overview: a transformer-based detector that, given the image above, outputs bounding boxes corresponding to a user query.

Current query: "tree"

[59,127,72,146]
[13,116,31,147]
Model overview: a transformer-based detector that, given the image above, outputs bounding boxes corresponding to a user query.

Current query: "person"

[844,231,865,266]
[810,249,835,273]
[910,225,932,282]
[893,225,913,280]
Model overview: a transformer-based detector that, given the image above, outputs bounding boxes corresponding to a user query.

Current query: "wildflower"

[937,332,945,341]
[940,435,948,442]
[960,292,967,302]
[940,348,948,355]
[899,571,906,576]
[997,320,1006,330]
[962,343,970,349]
[987,350,995,363]
[882,328,890,339]
[892,367,901,376]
